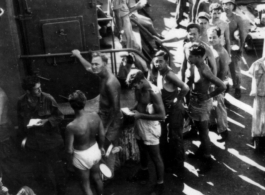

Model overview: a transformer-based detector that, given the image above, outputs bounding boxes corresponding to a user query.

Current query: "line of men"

[16,1,246,195]
[16,37,225,195]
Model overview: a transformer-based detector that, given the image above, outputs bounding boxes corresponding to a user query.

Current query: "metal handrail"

[19,48,151,75]
[97,17,113,22]
[19,48,149,62]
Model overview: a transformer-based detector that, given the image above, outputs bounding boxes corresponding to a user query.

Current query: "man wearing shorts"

[72,50,122,177]
[186,43,226,171]
[65,90,105,195]
[126,70,165,195]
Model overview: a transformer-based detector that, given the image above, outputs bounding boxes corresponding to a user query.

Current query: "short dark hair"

[187,23,201,34]
[22,76,40,91]
[91,52,108,64]
[222,1,236,11]
[207,26,221,37]
[189,43,206,57]
[68,90,87,110]
[154,50,169,61]
[126,70,145,88]
[209,3,223,13]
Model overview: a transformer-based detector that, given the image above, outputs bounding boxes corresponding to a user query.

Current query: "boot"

[217,130,228,142]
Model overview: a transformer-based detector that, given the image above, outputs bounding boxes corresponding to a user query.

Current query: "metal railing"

[19,48,151,75]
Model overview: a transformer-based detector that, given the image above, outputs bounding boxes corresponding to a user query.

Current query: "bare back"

[67,112,101,151]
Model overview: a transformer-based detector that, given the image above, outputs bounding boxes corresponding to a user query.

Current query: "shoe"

[234,88,241,99]
[217,130,228,142]
[184,129,197,139]
[208,124,217,132]
[198,158,214,174]
[150,183,164,195]
[127,169,149,184]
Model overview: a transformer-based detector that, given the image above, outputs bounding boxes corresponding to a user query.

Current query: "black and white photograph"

[0,0,265,195]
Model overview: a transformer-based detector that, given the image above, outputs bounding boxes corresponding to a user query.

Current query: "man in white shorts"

[126,70,165,195]
[65,90,105,195]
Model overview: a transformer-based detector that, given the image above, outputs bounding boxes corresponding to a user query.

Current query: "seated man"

[186,43,225,171]
[65,90,105,195]
[126,70,165,195]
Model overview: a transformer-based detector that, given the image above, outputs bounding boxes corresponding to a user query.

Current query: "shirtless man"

[192,0,221,22]
[71,50,121,177]
[221,0,246,99]
[149,50,189,182]
[126,70,165,195]
[197,12,211,44]
[65,90,105,195]
[181,23,217,87]
[207,26,230,142]
[186,43,226,170]
[209,3,231,55]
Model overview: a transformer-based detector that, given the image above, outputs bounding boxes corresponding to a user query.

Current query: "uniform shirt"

[17,92,64,151]
[249,57,265,97]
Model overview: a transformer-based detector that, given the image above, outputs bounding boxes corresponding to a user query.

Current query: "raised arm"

[71,50,92,72]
